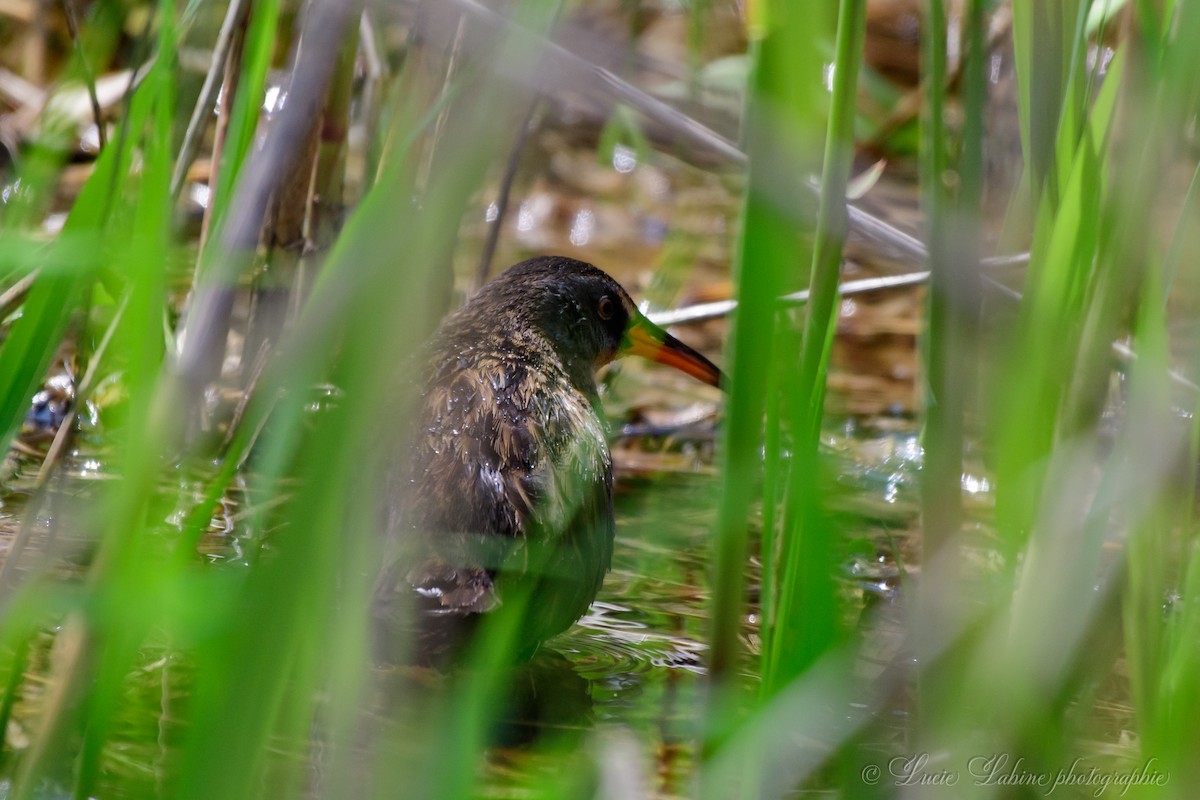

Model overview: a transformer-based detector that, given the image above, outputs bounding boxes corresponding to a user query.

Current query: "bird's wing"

[375,357,614,655]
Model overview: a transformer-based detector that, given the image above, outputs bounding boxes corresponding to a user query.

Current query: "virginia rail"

[375,256,723,664]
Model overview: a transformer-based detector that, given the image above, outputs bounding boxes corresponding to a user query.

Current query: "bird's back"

[375,322,615,664]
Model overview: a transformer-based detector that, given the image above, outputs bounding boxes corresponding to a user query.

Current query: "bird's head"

[479,256,724,390]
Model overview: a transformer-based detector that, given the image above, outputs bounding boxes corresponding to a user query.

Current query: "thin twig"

[290,15,362,322]
[195,2,248,256]
[359,9,383,85]
[646,256,1029,328]
[175,0,364,401]
[0,270,38,320]
[35,295,128,487]
[171,0,247,199]
[647,270,931,327]
[647,267,1198,398]
[61,0,106,149]
[357,11,385,194]
[474,95,540,290]
[306,12,360,247]
[221,338,271,452]
[414,11,470,196]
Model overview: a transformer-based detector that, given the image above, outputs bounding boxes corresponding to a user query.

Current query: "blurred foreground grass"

[0,1,1196,798]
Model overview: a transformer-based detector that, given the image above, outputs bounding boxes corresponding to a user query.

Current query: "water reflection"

[557,601,706,675]
[0,403,954,797]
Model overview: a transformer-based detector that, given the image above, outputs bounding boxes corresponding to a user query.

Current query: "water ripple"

[551,601,707,676]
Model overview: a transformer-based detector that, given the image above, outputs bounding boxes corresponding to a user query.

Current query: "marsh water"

[0,398,933,799]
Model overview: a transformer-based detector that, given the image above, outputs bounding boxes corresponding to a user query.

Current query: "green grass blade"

[765,0,865,694]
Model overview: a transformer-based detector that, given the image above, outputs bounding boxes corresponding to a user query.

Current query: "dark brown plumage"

[374,256,723,664]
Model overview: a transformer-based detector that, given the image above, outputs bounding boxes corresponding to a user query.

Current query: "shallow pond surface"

[0,400,933,799]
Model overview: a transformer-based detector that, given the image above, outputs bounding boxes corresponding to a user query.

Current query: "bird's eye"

[598,296,615,320]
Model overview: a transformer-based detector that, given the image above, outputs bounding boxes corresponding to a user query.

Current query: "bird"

[373,255,724,666]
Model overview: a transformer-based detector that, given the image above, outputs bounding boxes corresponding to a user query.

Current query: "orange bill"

[621,311,725,389]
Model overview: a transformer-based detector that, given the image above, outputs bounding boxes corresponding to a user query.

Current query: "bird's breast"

[408,349,612,545]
